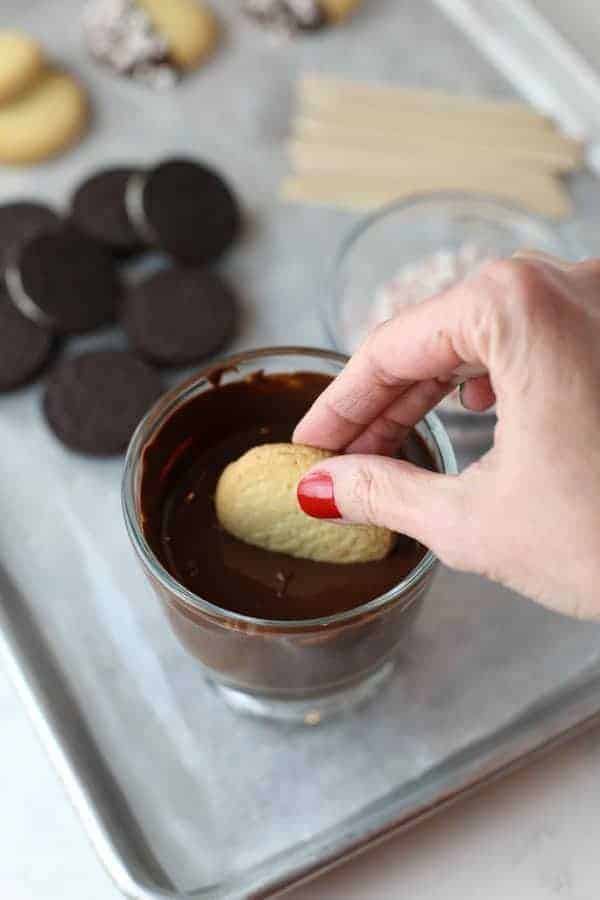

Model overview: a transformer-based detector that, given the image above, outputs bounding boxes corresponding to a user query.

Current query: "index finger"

[294,269,496,451]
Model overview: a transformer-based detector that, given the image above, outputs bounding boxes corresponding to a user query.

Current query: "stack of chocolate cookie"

[0,156,242,456]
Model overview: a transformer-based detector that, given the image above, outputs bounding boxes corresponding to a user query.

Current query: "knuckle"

[481,258,549,321]
[575,258,600,297]
[322,392,362,428]
[373,413,404,441]
[477,258,513,286]
[364,333,403,389]
[469,260,556,372]
[363,319,391,357]
[369,318,392,341]
[577,257,600,277]
[350,461,405,529]
[351,464,381,526]
[480,257,539,292]
[426,326,456,366]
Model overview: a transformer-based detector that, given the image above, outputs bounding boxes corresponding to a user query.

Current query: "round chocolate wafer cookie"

[121,265,236,366]
[70,167,143,256]
[0,286,54,392]
[0,201,59,271]
[7,225,120,334]
[43,349,163,455]
[126,158,240,265]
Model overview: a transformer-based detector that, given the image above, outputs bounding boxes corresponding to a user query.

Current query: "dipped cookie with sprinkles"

[83,0,219,88]
[243,0,362,36]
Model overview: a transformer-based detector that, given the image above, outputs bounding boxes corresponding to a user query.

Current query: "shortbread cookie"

[0,31,44,105]
[216,443,395,565]
[137,0,218,69]
[319,0,362,24]
[0,69,88,164]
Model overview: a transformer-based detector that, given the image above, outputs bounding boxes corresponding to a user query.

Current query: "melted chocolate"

[141,372,433,621]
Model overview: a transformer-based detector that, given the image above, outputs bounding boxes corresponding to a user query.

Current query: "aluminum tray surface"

[432,0,600,171]
[2,1,600,898]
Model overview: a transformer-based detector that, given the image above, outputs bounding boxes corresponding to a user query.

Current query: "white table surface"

[2,657,600,900]
[3,0,600,897]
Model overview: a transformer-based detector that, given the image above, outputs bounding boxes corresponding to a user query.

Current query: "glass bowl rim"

[122,346,457,631]
[323,190,582,351]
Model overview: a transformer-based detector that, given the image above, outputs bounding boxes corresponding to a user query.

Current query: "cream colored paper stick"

[288,137,579,175]
[300,75,551,128]
[300,93,552,134]
[281,173,572,220]
[295,105,583,159]
[292,118,582,171]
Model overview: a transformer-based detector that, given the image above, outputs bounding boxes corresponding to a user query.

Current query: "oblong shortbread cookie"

[136,0,218,70]
[0,68,88,164]
[0,31,44,106]
[215,443,395,565]
[320,0,363,24]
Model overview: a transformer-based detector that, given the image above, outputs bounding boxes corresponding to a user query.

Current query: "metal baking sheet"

[2,1,600,898]
[432,0,600,171]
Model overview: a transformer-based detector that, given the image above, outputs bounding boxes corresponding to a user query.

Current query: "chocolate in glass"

[134,362,440,699]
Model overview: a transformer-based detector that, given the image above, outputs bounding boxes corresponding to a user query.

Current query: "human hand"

[294,255,600,620]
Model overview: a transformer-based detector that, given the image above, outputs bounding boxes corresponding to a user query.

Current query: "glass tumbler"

[123,348,457,722]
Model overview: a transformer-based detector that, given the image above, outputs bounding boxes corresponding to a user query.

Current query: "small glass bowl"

[326,192,579,365]
[122,347,457,723]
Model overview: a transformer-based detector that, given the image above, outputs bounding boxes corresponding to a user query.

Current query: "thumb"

[297,454,466,555]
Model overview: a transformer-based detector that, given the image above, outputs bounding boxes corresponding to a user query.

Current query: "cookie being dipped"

[215,443,395,565]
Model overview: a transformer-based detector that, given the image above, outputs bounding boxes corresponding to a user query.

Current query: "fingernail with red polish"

[297,471,341,520]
